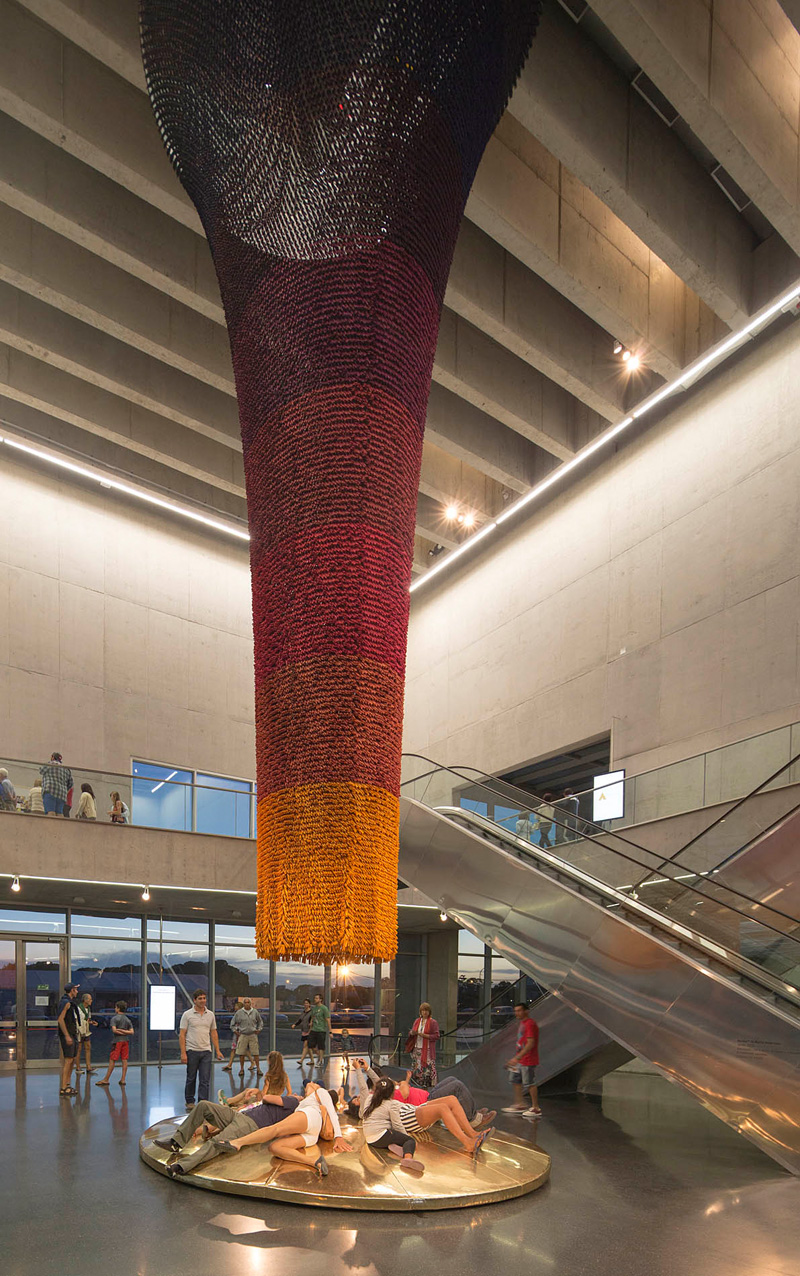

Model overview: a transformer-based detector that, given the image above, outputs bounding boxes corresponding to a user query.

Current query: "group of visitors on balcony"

[0,754,128,822]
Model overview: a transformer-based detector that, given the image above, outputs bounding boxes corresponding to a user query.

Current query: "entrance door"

[0,937,66,1067]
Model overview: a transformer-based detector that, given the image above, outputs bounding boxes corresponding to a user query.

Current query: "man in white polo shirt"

[179,989,223,1110]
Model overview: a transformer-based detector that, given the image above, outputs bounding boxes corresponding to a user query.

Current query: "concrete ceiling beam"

[446,219,661,421]
[0,392,248,521]
[0,0,198,230]
[508,2,761,327]
[0,200,235,394]
[467,116,730,379]
[589,0,800,260]
[16,0,146,90]
[0,339,246,495]
[0,278,241,447]
[425,382,552,495]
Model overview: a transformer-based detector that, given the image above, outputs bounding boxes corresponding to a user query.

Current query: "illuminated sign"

[149,984,176,1032]
[592,770,625,823]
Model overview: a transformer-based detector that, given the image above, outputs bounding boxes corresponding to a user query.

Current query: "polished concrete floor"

[2,1060,799,1276]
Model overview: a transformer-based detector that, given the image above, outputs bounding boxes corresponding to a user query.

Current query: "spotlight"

[439,910,448,922]
[444,503,459,521]
[11,875,20,893]
[462,511,476,529]
[626,354,641,372]
[141,886,150,902]
[621,349,631,362]
[613,339,623,354]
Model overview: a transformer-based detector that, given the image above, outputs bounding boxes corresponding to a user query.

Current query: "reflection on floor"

[2,1058,799,1276]
[141,1109,550,1209]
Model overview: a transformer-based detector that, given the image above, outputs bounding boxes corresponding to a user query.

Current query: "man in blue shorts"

[503,1003,542,1120]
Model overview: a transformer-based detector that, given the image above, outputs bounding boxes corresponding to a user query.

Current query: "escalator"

[398,758,800,1174]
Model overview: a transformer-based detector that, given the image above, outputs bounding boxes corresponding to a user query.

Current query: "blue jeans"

[185,1050,212,1104]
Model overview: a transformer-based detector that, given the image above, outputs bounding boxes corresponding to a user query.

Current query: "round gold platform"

[140,1116,550,1211]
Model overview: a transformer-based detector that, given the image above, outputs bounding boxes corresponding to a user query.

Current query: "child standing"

[96,1000,134,1086]
[339,1027,354,1070]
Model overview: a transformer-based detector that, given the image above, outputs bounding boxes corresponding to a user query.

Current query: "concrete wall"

[403,320,800,780]
[0,454,255,778]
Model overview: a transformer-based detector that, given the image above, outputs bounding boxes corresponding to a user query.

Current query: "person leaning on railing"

[0,768,17,811]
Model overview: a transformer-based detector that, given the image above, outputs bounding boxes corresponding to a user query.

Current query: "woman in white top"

[216,1080,350,1177]
[76,784,97,820]
[356,1070,490,1163]
[24,780,45,814]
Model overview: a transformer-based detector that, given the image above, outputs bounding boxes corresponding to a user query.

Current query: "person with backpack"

[108,791,129,823]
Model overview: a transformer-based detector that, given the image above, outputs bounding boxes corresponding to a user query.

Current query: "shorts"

[59,1034,77,1059]
[307,1030,326,1050]
[300,1104,322,1147]
[236,1033,259,1056]
[509,1065,536,1087]
[110,1040,129,1062]
[43,792,64,815]
[397,1103,423,1136]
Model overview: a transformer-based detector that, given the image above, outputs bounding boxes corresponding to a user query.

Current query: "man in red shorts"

[97,1000,134,1087]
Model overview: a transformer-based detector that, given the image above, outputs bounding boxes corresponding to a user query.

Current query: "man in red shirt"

[503,1003,541,1120]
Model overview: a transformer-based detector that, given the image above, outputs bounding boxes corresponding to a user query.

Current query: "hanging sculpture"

[140,1,539,963]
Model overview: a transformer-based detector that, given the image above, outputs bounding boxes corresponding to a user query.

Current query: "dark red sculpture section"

[140,1,539,962]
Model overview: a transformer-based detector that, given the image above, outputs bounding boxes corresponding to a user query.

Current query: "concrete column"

[425,928,458,1064]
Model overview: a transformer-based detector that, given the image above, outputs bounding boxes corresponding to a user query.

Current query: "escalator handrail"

[629,745,800,889]
[423,802,800,1019]
[401,753,800,930]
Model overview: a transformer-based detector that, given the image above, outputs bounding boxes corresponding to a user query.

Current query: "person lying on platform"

[154,1090,302,1177]
[352,1068,492,1161]
[204,1080,351,1178]
[348,1059,495,1128]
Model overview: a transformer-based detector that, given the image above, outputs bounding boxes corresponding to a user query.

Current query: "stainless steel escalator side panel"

[559,908,703,1061]
[641,972,800,1173]
[714,806,800,931]
[399,797,800,1173]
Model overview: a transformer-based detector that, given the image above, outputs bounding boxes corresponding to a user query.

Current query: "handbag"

[404,1031,417,1055]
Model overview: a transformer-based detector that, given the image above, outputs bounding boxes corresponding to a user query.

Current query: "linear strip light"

[3,871,256,896]
[410,279,800,594]
[0,427,250,543]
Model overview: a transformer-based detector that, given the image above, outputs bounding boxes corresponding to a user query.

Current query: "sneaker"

[217,1088,229,1106]
[522,1108,543,1119]
[501,1105,528,1114]
[167,1162,186,1178]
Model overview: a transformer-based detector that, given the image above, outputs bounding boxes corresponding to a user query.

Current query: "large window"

[457,930,485,1036]
[213,945,271,1060]
[0,908,65,934]
[132,760,255,838]
[146,926,210,1063]
[71,930,143,1062]
[275,961,326,1057]
[196,773,253,838]
[132,761,192,831]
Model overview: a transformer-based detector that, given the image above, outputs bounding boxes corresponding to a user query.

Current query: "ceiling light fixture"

[411,279,800,594]
[439,910,448,922]
[444,503,460,521]
[0,427,250,543]
[461,511,476,529]
[141,886,151,902]
[625,354,641,372]
[11,875,21,893]
[621,348,631,362]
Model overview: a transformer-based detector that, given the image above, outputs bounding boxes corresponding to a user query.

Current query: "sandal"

[472,1128,492,1160]
[314,1153,329,1178]
[59,1087,76,1096]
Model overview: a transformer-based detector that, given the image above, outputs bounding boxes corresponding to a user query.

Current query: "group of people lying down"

[154,1053,496,1179]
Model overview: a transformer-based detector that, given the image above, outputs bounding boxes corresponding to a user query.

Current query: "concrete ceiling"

[1,0,799,578]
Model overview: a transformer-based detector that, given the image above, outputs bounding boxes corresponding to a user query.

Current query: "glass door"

[0,937,66,1068]
[0,939,17,1065]
[24,941,65,1065]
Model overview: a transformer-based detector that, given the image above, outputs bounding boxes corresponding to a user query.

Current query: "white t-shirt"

[179,1006,217,1052]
